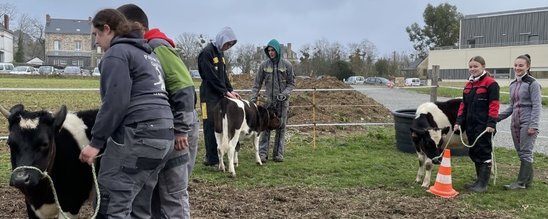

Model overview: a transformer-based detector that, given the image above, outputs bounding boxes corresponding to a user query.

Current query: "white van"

[0,63,14,74]
[405,78,421,86]
[345,76,365,85]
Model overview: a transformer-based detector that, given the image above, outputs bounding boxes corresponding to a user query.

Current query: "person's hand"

[453,124,460,131]
[175,134,189,151]
[485,127,495,133]
[226,91,236,99]
[231,91,241,99]
[79,145,100,165]
[276,93,288,102]
[528,128,538,136]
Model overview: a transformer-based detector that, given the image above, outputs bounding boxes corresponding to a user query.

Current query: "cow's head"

[1,104,67,191]
[257,105,281,130]
[410,125,450,164]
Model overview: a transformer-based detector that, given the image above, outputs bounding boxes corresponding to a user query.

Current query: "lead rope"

[432,129,497,185]
[12,162,101,219]
[457,129,497,185]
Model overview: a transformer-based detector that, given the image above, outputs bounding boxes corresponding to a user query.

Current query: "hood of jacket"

[214,27,237,51]
[264,39,281,63]
[144,28,175,47]
[111,31,152,54]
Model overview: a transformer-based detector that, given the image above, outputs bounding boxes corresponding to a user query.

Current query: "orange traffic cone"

[427,149,459,198]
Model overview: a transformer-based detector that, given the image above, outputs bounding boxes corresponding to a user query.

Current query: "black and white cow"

[410,99,467,188]
[213,97,280,177]
[1,104,98,219]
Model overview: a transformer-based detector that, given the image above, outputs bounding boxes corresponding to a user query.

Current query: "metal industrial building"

[427,7,548,80]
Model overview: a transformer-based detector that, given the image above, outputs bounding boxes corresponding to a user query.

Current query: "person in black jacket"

[198,27,239,166]
[454,56,500,193]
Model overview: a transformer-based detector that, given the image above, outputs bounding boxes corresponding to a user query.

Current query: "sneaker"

[260,156,267,163]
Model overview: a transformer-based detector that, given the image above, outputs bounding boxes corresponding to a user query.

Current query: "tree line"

[2,2,463,80]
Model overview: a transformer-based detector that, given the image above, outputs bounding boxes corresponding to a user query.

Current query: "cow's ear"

[441,126,450,135]
[53,105,68,132]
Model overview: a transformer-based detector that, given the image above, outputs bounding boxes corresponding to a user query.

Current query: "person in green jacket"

[118,4,199,218]
[250,39,295,162]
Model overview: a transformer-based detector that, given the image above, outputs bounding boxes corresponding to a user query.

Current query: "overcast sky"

[2,0,547,57]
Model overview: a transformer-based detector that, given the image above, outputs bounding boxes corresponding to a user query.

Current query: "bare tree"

[174,32,204,70]
[13,13,45,61]
[233,43,259,74]
[0,3,17,22]
[347,39,378,76]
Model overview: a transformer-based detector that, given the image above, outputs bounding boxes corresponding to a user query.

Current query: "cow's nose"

[10,171,31,189]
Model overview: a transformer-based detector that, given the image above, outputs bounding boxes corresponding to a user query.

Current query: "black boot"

[464,162,481,189]
[468,162,491,193]
[504,160,533,190]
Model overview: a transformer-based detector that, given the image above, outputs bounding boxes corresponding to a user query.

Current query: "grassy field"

[1,76,548,218]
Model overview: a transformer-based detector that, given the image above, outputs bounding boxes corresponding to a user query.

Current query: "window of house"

[59,59,67,66]
[54,40,61,50]
[75,41,81,51]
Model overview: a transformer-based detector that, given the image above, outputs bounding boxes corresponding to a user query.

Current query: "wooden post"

[312,87,317,149]
[430,65,439,102]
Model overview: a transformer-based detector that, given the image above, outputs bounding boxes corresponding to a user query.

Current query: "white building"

[0,15,14,63]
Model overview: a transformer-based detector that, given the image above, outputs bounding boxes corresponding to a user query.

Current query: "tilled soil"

[0,181,510,218]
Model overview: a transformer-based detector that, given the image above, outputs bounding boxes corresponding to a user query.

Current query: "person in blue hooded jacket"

[250,39,295,162]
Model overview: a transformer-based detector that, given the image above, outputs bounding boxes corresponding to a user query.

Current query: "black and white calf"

[410,99,467,188]
[1,104,98,219]
[213,97,280,177]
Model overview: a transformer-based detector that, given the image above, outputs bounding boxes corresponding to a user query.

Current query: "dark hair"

[117,4,149,29]
[92,9,139,37]
[516,54,532,75]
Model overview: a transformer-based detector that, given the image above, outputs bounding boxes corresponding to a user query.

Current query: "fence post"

[430,65,439,102]
[312,87,317,149]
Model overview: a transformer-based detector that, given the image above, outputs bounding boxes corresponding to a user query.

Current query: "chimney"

[3,15,8,30]
[88,16,92,21]
[46,14,51,24]
[287,43,292,59]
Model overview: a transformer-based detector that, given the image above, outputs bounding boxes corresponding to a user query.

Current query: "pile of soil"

[230,74,393,132]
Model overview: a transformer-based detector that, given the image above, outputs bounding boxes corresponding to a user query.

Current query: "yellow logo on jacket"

[213,57,219,64]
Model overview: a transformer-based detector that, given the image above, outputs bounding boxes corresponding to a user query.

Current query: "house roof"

[45,18,91,34]
[464,6,548,19]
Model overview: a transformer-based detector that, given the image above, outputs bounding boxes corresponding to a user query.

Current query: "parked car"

[405,78,421,86]
[38,65,58,75]
[10,66,38,75]
[345,76,365,85]
[63,66,82,75]
[92,67,100,76]
[0,63,14,74]
[365,76,391,86]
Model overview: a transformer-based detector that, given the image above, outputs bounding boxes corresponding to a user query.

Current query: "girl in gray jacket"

[498,54,542,190]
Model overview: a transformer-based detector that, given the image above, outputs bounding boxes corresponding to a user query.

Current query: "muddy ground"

[0,76,509,218]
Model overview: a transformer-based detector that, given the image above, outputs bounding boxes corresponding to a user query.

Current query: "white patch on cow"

[427,129,442,145]
[416,102,451,128]
[31,203,59,219]
[19,116,39,129]
[62,113,90,150]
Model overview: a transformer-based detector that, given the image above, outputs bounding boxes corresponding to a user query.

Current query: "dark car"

[38,66,57,75]
[365,77,391,86]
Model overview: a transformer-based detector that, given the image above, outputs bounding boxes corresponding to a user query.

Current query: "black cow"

[1,104,98,219]
[410,99,467,188]
[213,97,280,177]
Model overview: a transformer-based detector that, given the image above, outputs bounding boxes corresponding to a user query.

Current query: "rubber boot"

[504,160,533,190]
[464,162,481,189]
[468,162,491,193]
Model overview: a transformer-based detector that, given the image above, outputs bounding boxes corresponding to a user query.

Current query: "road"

[353,84,548,155]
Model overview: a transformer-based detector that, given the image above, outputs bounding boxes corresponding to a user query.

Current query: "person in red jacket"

[454,56,500,193]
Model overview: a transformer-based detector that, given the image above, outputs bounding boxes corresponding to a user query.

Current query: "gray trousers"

[147,116,200,219]
[97,119,174,219]
[511,122,537,163]
[259,101,289,159]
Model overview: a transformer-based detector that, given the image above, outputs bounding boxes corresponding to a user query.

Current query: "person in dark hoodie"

[117,4,199,218]
[198,27,239,166]
[250,39,295,162]
[79,9,174,218]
